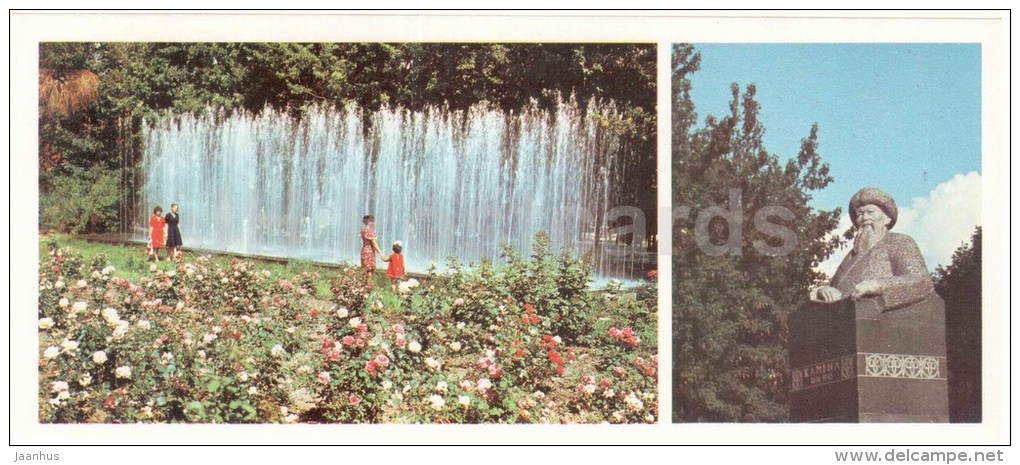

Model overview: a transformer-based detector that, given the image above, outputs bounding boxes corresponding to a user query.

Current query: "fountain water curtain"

[138,99,647,280]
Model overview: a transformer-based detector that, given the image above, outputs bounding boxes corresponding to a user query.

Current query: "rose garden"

[38,233,658,424]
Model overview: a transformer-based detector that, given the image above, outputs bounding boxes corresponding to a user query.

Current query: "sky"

[685,43,982,272]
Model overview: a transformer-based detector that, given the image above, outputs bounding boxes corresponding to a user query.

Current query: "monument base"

[788,295,948,423]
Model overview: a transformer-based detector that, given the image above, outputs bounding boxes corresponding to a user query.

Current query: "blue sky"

[685,43,982,214]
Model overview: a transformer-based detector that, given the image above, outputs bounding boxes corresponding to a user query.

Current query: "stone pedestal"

[788,295,949,422]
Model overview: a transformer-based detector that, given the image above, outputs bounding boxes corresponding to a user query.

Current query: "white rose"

[436,381,448,392]
[458,395,471,407]
[448,341,462,352]
[79,374,92,386]
[348,317,362,328]
[55,280,65,289]
[137,320,151,330]
[270,344,286,358]
[248,386,258,395]
[336,307,349,318]
[58,298,69,308]
[43,346,60,359]
[76,279,87,288]
[112,322,129,340]
[93,351,108,364]
[424,357,441,370]
[38,318,54,330]
[71,301,87,313]
[381,380,393,390]
[428,394,445,410]
[150,264,158,272]
[407,340,422,353]
[115,365,132,379]
[50,381,69,392]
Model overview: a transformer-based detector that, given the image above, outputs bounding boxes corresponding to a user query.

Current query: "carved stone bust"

[812,187,934,310]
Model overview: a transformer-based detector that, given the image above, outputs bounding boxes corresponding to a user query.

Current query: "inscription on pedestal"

[791,355,855,391]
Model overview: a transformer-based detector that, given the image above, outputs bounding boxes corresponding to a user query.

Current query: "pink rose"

[349,394,360,405]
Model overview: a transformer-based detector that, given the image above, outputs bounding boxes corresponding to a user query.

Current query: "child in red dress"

[381,241,405,281]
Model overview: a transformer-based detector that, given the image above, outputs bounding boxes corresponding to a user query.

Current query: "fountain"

[137,99,650,280]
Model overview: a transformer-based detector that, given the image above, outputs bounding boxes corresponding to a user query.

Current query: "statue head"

[849,188,897,230]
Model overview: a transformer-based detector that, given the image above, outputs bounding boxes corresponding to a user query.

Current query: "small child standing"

[381,241,405,280]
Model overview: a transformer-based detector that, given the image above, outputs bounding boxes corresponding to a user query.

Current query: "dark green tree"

[671,44,843,422]
[934,226,982,423]
[39,42,657,236]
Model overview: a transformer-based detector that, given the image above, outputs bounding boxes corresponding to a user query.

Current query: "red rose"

[647,269,657,278]
[349,394,360,405]
[103,396,117,408]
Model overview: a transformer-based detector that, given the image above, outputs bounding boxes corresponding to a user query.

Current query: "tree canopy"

[934,226,982,423]
[38,43,656,234]
[671,44,843,422]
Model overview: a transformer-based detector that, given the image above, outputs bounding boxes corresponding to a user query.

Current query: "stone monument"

[789,188,948,422]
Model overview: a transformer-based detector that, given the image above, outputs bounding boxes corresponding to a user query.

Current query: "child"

[381,241,405,280]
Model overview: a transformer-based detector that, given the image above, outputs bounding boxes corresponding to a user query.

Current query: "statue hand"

[851,279,882,300]
[813,286,843,302]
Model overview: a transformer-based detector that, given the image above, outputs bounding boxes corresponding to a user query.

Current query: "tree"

[38,42,658,236]
[934,226,982,423]
[671,44,842,422]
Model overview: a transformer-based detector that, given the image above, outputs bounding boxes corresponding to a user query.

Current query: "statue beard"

[852,223,887,256]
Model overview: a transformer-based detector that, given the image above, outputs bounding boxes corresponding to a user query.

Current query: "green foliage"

[670,44,843,422]
[39,165,121,233]
[38,42,657,234]
[934,226,981,423]
[39,235,658,424]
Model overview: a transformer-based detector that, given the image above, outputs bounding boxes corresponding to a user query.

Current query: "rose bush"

[38,235,657,424]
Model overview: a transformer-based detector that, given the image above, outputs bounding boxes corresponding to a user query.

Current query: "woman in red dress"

[361,215,383,289]
[149,205,167,262]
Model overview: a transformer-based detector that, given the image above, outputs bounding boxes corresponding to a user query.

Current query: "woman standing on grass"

[361,214,383,290]
[165,203,183,261]
[149,205,167,262]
